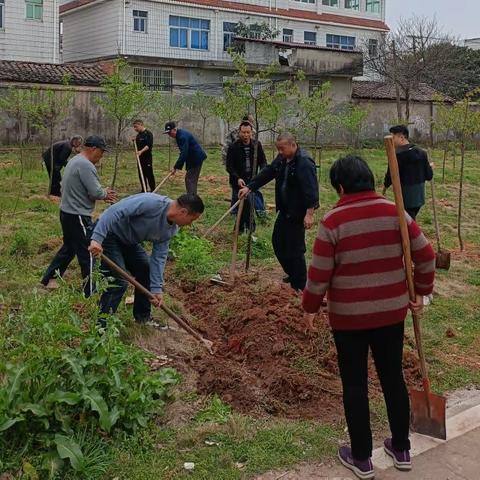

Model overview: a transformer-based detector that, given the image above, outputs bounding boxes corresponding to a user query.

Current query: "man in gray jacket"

[41,136,116,294]
[88,193,204,326]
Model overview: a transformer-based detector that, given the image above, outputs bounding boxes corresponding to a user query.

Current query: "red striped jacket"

[302,191,435,330]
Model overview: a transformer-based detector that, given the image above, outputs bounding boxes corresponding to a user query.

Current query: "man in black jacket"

[239,132,319,291]
[383,125,433,220]
[133,120,155,192]
[226,121,267,233]
[42,135,83,197]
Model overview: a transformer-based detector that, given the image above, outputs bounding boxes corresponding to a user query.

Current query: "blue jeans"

[230,189,266,214]
[99,234,151,326]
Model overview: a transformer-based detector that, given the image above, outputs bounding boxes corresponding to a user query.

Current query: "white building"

[0,0,60,63]
[60,0,388,92]
[465,38,480,50]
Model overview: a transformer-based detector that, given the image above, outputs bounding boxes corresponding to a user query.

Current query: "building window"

[169,16,210,50]
[26,0,43,20]
[294,0,316,3]
[344,0,359,10]
[0,0,4,29]
[326,34,355,50]
[223,22,237,51]
[366,0,380,12]
[283,28,293,43]
[322,0,338,6]
[133,10,148,33]
[304,31,317,46]
[133,67,173,91]
[368,38,378,57]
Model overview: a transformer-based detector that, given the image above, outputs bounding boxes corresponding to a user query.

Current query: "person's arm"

[424,153,434,181]
[247,157,279,192]
[78,162,107,202]
[383,167,392,192]
[298,158,319,211]
[149,239,170,294]
[174,133,189,170]
[58,144,72,167]
[138,131,153,155]
[302,221,335,313]
[225,144,241,184]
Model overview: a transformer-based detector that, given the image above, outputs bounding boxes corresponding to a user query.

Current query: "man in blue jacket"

[88,193,204,327]
[164,121,207,195]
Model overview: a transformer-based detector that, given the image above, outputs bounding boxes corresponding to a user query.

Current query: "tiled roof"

[0,60,106,86]
[61,0,389,31]
[352,81,454,103]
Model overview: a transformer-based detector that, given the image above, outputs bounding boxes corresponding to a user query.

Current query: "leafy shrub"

[194,395,232,425]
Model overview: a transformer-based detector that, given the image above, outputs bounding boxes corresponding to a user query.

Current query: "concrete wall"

[0,0,59,63]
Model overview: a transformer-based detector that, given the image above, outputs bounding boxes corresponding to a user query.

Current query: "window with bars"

[304,31,317,46]
[294,0,316,3]
[169,16,210,50]
[223,22,237,51]
[133,10,148,33]
[26,0,43,20]
[344,0,359,10]
[0,0,4,29]
[283,28,293,43]
[366,0,380,12]
[133,68,173,91]
[326,34,355,50]
[322,0,338,6]
[368,38,378,57]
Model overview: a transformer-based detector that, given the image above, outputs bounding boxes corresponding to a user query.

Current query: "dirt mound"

[174,277,423,420]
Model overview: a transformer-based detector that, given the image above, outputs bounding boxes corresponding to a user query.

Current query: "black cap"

[163,121,176,134]
[84,135,109,151]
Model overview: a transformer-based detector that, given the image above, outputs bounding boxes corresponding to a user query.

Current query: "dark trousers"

[44,159,62,197]
[231,185,255,233]
[185,165,202,195]
[138,155,156,192]
[99,234,151,326]
[272,213,306,290]
[406,207,421,220]
[333,322,411,461]
[41,211,94,296]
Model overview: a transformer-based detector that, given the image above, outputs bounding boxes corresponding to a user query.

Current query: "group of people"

[40,118,436,480]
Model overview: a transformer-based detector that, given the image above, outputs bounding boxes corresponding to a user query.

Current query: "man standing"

[88,193,204,327]
[239,133,318,291]
[42,135,83,197]
[164,122,207,195]
[383,125,433,220]
[41,136,116,294]
[303,156,435,480]
[226,121,267,233]
[133,120,155,192]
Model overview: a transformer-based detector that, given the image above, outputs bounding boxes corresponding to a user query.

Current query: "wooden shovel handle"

[203,199,241,238]
[229,198,245,283]
[153,171,175,194]
[384,136,431,395]
[133,140,147,193]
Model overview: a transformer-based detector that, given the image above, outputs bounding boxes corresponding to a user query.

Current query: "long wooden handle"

[153,171,174,194]
[202,199,241,238]
[384,136,431,395]
[229,198,245,283]
[133,140,147,192]
[100,253,213,352]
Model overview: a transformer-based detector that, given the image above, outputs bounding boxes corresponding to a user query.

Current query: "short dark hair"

[133,119,144,125]
[389,125,409,138]
[177,194,205,214]
[330,155,375,194]
[239,121,252,130]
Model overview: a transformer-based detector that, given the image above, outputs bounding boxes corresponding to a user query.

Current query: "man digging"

[88,193,204,328]
[303,156,435,480]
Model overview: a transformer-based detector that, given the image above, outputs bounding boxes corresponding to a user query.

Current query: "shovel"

[100,253,214,355]
[430,177,451,270]
[385,136,447,440]
[133,140,148,193]
[229,198,245,285]
[202,199,241,238]
[153,171,175,194]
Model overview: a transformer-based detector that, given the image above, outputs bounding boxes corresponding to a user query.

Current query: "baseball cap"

[84,135,109,151]
[163,121,176,134]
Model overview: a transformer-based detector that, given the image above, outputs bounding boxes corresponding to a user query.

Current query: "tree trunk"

[202,118,206,146]
[111,121,121,189]
[47,126,54,197]
[405,89,411,123]
[442,132,450,183]
[314,125,320,181]
[457,141,465,251]
[392,40,403,122]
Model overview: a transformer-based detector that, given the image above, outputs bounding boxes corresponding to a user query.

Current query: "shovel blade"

[435,250,451,270]
[410,388,447,440]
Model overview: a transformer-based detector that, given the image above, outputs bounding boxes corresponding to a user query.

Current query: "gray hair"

[70,135,83,144]
[276,132,296,145]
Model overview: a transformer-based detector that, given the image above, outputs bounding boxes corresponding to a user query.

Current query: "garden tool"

[133,140,147,193]
[229,198,245,285]
[385,135,447,440]
[202,199,241,238]
[153,171,175,194]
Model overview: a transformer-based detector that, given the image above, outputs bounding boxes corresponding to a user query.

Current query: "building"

[465,38,480,50]
[59,0,388,94]
[0,0,60,63]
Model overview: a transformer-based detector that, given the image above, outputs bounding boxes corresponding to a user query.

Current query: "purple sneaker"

[338,446,375,479]
[384,438,412,471]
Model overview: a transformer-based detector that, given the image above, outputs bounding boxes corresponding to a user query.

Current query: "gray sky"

[386,0,479,40]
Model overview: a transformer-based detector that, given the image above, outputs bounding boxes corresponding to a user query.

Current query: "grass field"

[0,144,479,479]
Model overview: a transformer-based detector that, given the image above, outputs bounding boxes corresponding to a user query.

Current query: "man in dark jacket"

[383,125,433,220]
[239,132,319,291]
[164,121,207,195]
[42,135,83,197]
[226,121,267,233]
[133,119,155,192]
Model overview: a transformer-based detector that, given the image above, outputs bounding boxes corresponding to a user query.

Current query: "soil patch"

[170,276,422,420]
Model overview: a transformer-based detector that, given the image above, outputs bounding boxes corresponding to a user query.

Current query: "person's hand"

[170,168,177,176]
[238,178,246,188]
[88,240,103,257]
[239,186,251,199]
[304,211,315,230]
[303,313,319,333]
[104,188,117,204]
[150,293,163,308]
[409,294,424,316]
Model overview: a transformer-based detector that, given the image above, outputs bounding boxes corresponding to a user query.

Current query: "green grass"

[0,144,479,478]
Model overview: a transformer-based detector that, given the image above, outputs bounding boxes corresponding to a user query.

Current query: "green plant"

[9,229,34,256]
[194,395,232,424]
